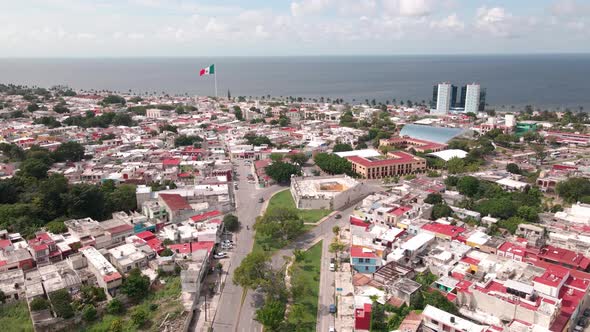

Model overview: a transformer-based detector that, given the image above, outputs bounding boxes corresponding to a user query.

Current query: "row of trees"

[444,175,544,233]
[0,144,136,237]
[313,153,353,175]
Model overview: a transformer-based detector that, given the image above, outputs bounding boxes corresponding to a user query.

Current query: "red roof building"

[421,223,466,240]
[346,152,426,179]
[191,210,222,223]
[354,303,372,330]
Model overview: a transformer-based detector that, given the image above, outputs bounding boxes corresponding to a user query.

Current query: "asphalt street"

[208,160,280,332]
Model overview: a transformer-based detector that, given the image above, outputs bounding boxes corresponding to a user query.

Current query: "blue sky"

[1,0,589,57]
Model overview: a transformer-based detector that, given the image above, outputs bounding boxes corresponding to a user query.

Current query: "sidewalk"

[194,257,232,331]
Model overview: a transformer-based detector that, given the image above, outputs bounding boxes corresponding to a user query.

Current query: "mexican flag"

[199,64,215,76]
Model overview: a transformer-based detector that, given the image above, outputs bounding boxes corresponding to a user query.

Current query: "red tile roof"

[350,245,377,258]
[421,223,465,238]
[539,245,590,270]
[159,193,192,211]
[106,224,134,235]
[135,231,156,241]
[103,272,122,283]
[162,158,180,166]
[191,210,222,222]
[168,241,215,254]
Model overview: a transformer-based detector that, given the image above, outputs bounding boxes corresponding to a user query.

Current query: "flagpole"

[214,63,218,98]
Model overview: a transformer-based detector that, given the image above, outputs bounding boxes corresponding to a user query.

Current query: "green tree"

[104,183,137,213]
[424,193,443,205]
[18,158,50,179]
[159,248,174,257]
[333,143,353,152]
[107,298,124,315]
[30,297,50,311]
[52,141,85,162]
[53,103,70,113]
[63,184,106,220]
[174,135,203,147]
[313,153,353,175]
[27,103,40,112]
[223,214,240,232]
[432,204,453,220]
[121,268,150,302]
[265,161,301,184]
[556,178,590,203]
[102,95,126,105]
[457,176,480,197]
[233,251,271,290]
[256,300,286,331]
[517,205,539,222]
[255,208,304,242]
[82,304,98,321]
[498,216,527,234]
[506,163,520,174]
[287,152,309,166]
[49,289,74,318]
[131,306,149,326]
[447,157,466,174]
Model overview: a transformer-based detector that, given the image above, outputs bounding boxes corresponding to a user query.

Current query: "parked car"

[330,263,335,271]
[329,304,336,314]
[329,327,335,332]
[335,214,342,219]
[214,252,228,259]
[258,197,264,203]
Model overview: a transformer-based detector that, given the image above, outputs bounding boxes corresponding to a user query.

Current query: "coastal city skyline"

[1,0,590,57]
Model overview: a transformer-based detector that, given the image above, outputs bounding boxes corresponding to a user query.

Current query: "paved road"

[317,235,336,332]
[209,160,281,332]
[237,203,360,332]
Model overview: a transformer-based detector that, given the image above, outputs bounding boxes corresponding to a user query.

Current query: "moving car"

[258,197,264,203]
[335,214,342,219]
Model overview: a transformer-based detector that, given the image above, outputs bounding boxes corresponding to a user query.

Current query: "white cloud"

[338,0,377,16]
[127,33,145,40]
[76,32,96,40]
[475,6,515,37]
[430,14,464,32]
[550,0,590,17]
[290,0,333,16]
[205,18,229,34]
[383,0,433,17]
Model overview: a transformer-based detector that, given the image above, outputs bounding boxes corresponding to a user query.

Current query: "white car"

[329,263,335,271]
[214,252,228,259]
[329,326,335,332]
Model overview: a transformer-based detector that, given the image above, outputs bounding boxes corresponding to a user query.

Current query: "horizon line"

[2,52,590,59]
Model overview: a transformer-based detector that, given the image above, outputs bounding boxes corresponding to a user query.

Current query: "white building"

[464,83,481,113]
[422,305,488,332]
[80,246,122,296]
[436,82,452,114]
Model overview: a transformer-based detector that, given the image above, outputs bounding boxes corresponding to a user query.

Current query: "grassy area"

[267,189,331,224]
[83,276,184,332]
[253,189,329,254]
[286,241,323,331]
[0,301,34,332]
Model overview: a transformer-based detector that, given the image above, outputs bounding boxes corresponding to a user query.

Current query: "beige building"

[346,152,426,179]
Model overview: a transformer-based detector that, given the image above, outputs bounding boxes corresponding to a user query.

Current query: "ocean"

[1,55,589,110]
